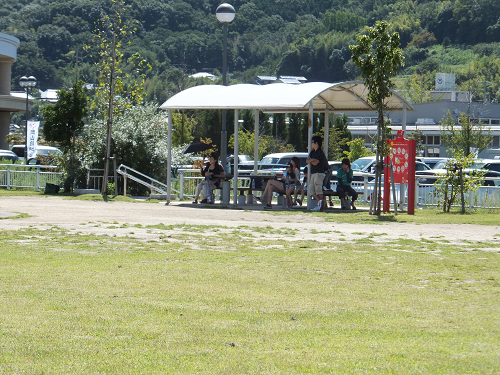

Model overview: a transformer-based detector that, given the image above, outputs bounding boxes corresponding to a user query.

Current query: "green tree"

[332,113,352,160]
[82,103,191,195]
[343,138,375,162]
[402,74,440,104]
[350,21,405,215]
[41,80,88,192]
[171,112,195,147]
[440,110,492,157]
[435,149,485,213]
[229,129,295,161]
[84,0,151,195]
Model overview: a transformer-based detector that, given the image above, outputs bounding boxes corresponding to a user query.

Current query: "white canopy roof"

[160,81,414,113]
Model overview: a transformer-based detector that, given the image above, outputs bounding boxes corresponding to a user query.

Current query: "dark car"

[0,149,18,163]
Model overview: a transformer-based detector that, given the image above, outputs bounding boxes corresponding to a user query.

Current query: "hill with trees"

[2,0,499,103]
[2,0,500,188]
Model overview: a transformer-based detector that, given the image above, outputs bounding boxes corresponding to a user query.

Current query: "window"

[426,136,440,145]
[491,136,499,148]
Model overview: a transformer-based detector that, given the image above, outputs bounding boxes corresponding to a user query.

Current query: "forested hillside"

[1,0,500,103]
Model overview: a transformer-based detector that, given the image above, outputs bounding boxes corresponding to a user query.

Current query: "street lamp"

[19,75,37,164]
[216,3,235,176]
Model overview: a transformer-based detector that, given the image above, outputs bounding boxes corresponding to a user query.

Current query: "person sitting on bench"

[336,157,358,210]
[256,163,295,209]
[192,152,225,204]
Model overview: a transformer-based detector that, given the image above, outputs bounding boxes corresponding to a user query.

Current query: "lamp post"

[216,3,235,175]
[19,75,37,164]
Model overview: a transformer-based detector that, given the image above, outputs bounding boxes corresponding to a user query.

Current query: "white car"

[11,144,62,163]
[257,152,309,176]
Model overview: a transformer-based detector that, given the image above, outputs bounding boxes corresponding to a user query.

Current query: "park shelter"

[159,81,414,206]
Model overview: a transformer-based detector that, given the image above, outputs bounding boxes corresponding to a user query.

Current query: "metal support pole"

[24,89,29,164]
[324,111,329,160]
[253,109,259,174]
[167,110,173,205]
[220,22,229,200]
[179,172,184,200]
[307,102,315,210]
[112,154,118,195]
[36,167,40,192]
[402,104,407,133]
[233,109,239,205]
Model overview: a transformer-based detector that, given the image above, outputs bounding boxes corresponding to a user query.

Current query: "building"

[0,33,28,150]
[255,75,308,85]
[346,74,500,159]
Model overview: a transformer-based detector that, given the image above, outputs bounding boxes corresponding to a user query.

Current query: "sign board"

[387,130,412,184]
[383,130,416,214]
[27,121,39,160]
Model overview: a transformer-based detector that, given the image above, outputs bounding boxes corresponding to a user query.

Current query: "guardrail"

[0,164,63,191]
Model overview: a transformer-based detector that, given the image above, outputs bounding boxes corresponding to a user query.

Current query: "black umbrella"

[182,142,212,154]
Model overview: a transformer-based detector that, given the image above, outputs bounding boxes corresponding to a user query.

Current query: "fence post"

[36,166,40,191]
[179,172,184,200]
[7,165,10,190]
[469,189,474,213]
[363,175,368,204]
[113,154,118,196]
[414,178,419,208]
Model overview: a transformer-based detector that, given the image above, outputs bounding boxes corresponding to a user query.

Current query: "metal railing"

[0,164,63,191]
[415,176,500,211]
[116,164,180,196]
[3,162,498,211]
[176,169,251,200]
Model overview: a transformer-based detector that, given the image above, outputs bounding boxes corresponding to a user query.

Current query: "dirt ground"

[1,195,499,245]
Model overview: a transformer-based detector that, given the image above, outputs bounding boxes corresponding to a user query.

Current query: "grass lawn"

[1,224,499,374]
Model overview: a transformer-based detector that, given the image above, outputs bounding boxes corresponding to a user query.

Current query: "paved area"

[1,195,499,245]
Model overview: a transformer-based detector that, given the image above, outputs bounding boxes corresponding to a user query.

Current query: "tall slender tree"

[85,0,150,195]
[350,21,405,215]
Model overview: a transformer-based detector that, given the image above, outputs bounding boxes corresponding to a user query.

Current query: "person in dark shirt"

[192,151,225,204]
[306,135,328,211]
[336,157,358,210]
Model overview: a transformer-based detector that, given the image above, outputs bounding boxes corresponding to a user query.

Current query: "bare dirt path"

[1,196,499,245]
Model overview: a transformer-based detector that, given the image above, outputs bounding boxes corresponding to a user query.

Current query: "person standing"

[306,135,328,211]
[337,157,358,210]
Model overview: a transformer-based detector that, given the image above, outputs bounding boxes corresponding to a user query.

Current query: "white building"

[0,33,27,150]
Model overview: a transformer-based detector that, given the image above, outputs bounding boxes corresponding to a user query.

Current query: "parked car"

[0,149,18,163]
[351,156,376,172]
[11,144,62,164]
[418,159,500,186]
[226,154,254,174]
[367,161,432,181]
[257,152,309,176]
[416,157,447,169]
